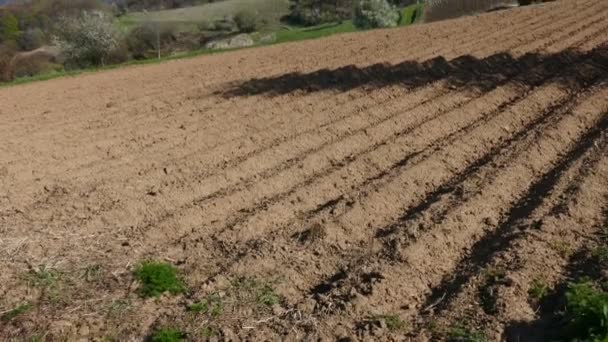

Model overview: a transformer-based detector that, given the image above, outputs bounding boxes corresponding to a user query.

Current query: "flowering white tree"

[54,11,118,68]
[353,0,399,29]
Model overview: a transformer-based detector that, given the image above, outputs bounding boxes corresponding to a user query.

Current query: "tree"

[288,0,354,26]
[54,11,118,68]
[0,11,20,43]
[353,0,399,29]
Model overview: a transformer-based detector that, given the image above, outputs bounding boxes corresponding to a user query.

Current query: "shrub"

[17,28,45,51]
[354,0,399,29]
[288,0,353,26]
[197,20,215,32]
[54,11,119,68]
[133,261,185,298]
[234,10,259,33]
[13,50,61,78]
[126,22,178,59]
[0,11,20,43]
[213,15,237,32]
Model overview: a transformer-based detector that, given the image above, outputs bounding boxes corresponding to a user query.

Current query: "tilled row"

[416,130,608,341]
[185,58,608,339]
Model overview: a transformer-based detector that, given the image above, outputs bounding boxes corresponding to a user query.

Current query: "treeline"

[287,0,418,26]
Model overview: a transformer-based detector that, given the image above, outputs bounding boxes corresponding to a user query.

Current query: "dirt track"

[1,0,607,340]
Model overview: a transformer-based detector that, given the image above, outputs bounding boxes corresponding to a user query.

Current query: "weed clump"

[150,327,184,342]
[134,261,185,298]
[528,278,549,301]
[188,294,223,318]
[231,277,281,308]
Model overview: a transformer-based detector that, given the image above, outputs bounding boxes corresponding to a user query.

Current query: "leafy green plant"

[562,282,608,341]
[134,261,185,298]
[1,302,31,322]
[592,246,608,264]
[150,327,184,342]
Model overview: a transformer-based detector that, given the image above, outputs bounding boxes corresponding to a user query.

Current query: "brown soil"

[1,0,607,340]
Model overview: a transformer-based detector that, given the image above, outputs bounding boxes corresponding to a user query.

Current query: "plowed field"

[1,0,607,340]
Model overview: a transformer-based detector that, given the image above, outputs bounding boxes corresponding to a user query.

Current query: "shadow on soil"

[502,246,605,341]
[504,193,608,341]
[220,45,608,98]
[417,115,608,315]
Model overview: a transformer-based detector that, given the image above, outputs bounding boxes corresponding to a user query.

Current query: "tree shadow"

[219,45,608,98]
[503,192,608,341]
[416,114,608,318]
[502,246,605,342]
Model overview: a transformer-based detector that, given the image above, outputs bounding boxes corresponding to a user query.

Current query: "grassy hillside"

[121,0,290,31]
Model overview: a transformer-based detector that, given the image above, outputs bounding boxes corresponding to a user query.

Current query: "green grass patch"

[150,327,185,342]
[134,261,185,298]
[275,21,357,44]
[1,302,32,322]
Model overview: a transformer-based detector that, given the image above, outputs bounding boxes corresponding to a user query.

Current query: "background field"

[1,0,607,340]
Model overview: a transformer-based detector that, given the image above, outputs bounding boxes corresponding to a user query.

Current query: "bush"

[288,0,353,26]
[17,28,45,51]
[54,11,119,68]
[13,50,61,78]
[197,20,215,32]
[234,10,259,33]
[354,0,399,29]
[125,22,178,59]
[213,15,237,32]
